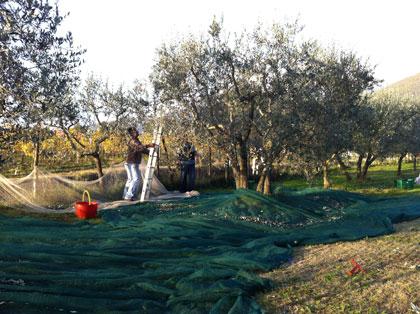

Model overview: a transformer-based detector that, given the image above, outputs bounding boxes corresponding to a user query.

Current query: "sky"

[59,0,420,88]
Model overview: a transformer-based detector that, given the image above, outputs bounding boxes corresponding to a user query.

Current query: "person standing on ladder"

[178,140,198,193]
[123,127,155,201]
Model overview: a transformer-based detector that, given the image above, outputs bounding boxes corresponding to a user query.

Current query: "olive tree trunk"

[335,153,352,181]
[356,154,363,180]
[224,159,230,184]
[256,163,272,195]
[323,160,331,189]
[32,140,41,198]
[360,153,376,181]
[232,162,248,189]
[256,171,266,193]
[33,140,40,170]
[207,146,212,176]
[231,141,249,189]
[397,152,406,177]
[263,171,271,195]
[92,152,104,178]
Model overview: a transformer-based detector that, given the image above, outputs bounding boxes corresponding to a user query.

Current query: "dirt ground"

[258,219,420,314]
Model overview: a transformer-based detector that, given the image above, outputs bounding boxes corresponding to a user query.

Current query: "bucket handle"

[82,190,92,205]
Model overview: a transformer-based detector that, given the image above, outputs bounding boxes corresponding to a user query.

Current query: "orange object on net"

[74,190,98,219]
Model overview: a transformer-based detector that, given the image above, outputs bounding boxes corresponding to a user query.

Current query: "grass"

[257,218,420,314]
[278,162,420,196]
[256,162,419,313]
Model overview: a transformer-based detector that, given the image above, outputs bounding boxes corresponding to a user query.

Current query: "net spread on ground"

[0,168,419,313]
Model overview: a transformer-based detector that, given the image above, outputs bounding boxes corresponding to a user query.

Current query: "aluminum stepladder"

[140,125,163,202]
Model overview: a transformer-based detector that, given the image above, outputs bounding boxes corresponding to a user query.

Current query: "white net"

[0,159,195,213]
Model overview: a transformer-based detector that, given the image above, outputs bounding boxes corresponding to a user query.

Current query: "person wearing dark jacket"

[178,141,197,193]
[123,127,155,201]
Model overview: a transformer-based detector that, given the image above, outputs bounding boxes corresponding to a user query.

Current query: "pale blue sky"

[60,0,420,87]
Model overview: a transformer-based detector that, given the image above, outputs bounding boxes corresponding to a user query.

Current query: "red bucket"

[75,190,98,219]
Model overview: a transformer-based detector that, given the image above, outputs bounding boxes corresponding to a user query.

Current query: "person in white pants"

[123,127,155,201]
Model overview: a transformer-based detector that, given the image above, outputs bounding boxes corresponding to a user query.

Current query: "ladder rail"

[140,126,162,202]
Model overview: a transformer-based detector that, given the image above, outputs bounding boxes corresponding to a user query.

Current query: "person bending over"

[123,127,155,201]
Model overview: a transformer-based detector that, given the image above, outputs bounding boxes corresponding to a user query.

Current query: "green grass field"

[276,162,419,196]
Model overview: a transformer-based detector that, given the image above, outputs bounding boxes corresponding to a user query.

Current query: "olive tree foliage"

[248,23,310,194]
[378,95,420,176]
[152,20,310,190]
[352,93,404,180]
[409,103,420,172]
[56,76,150,178]
[158,103,230,183]
[0,0,84,168]
[293,47,377,188]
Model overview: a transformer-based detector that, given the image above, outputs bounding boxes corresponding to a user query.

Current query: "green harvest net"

[1,189,419,313]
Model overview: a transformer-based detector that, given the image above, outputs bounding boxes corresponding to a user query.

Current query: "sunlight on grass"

[258,219,420,314]
[280,162,419,196]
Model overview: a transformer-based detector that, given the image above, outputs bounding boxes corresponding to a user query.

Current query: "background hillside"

[383,72,420,98]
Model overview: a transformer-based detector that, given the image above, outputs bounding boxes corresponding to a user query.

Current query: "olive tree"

[57,76,150,178]
[1,0,84,168]
[353,93,402,180]
[152,20,260,189]
[295,47,377,188]
[384,96,420,176]
[249,23,308,194]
